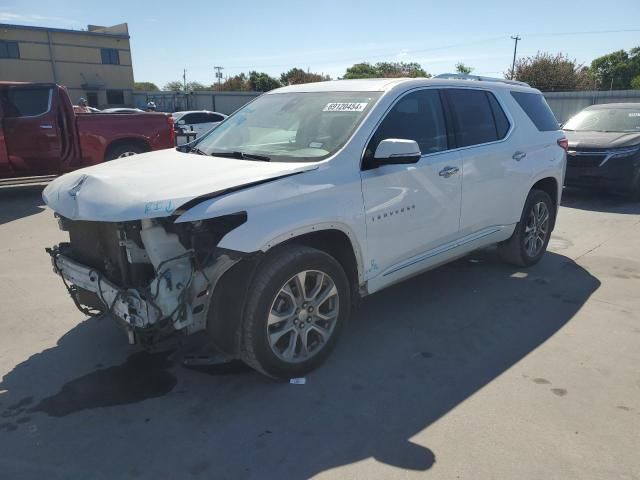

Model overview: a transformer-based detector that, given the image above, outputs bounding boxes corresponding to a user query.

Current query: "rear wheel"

[498,189,554,267]
[240,245,350,379]
[105,143,148,161]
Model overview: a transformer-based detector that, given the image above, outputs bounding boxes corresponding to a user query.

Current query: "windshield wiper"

[189,146,207,155]
[209,151,271,162]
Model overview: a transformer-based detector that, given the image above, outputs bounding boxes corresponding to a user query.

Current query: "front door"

[2,84,63,175]
[360,88,462,284]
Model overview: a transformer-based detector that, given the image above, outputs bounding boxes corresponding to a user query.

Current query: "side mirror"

[373,139,421,166]
[177,119,186,125]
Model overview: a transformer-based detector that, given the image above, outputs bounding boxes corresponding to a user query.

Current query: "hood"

[564,130,640,150]
[43,149,318,221]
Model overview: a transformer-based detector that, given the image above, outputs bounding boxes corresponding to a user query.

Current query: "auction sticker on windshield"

[323,102,368,112]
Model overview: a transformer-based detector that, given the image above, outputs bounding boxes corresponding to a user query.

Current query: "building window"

[86,92,99,108]
[0,41,20,59]
[106,90,125,105]
[101,48,120,65]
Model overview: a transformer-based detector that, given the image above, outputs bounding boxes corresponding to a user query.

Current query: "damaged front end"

[46,213,247,347]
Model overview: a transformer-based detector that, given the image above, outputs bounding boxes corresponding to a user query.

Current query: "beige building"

[0,22,134,108]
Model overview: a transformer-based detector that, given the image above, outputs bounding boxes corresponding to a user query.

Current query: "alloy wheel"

[524,201,550,257]
[267,270,339,363]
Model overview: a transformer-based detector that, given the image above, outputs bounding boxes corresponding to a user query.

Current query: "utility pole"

[183,68,187,91]
[510,35,521,80]
[214,66,224,88]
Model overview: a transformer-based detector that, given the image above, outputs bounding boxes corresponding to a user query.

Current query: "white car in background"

[172,110,227,143]
[101,108,146,114]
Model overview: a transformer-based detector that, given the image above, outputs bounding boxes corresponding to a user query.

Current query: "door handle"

[438,166,459,178]
[40,124,53,129]
[512,151,527,161]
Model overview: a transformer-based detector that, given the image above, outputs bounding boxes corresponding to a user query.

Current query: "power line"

[182,28,640,73]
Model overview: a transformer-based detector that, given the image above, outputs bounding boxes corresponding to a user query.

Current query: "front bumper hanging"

[47,244,241,345]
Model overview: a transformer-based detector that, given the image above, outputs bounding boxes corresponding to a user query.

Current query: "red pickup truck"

[0,82,175,183]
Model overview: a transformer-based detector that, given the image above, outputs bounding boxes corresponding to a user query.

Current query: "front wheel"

[240,245,351,379]
[498,189,554,267]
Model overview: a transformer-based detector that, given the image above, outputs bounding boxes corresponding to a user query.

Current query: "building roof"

[0,22,129,39]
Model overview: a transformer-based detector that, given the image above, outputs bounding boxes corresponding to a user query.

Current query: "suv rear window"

[511,91,559,131]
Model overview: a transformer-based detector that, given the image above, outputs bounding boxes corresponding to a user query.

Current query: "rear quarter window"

[511,91,559,131]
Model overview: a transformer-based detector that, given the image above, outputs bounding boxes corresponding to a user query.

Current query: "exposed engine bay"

[47,213,247,346]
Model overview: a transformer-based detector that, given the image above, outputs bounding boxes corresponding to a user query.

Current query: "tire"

[105,143,148,161]
[498,189,555,267]
[240,245,351,379]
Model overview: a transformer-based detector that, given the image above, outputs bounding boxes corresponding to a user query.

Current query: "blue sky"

[2,0,639,88]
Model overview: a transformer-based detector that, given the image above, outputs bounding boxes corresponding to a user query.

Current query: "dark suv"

[563,103,640,199]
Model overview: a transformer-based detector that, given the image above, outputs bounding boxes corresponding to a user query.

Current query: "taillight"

[168,115,176,145]
[557,137,569,151]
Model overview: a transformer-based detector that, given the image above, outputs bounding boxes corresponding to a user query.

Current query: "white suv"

[44,76,567,379]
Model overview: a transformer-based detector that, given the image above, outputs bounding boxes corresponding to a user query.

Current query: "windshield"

[193,91,381,162]
[564,107,640,132]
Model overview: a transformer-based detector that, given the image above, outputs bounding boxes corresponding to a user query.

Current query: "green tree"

[376,62,430,78]
[186,82,208,91]
[280,68,330,86]
[507,52,593,91]
[134,81,159,91]
[590,47,640,90]
[455,62,473,74]
[343,61,430,79]
[163,81,184,91]
[215,73,250,91]
[343,63,378,79]
[632,75,640,90]
[248,71,281,91]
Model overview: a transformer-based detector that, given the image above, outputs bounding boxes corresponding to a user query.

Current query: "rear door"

[442,88,518,236]
[1,84,63,175]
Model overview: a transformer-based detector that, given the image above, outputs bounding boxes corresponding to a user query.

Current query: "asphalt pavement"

[0,186,638,479]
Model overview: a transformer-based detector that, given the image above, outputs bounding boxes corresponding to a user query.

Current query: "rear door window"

[444,89,503,147]
[4,86,51,117]
[487,93,511,138]
[510,91,559,131]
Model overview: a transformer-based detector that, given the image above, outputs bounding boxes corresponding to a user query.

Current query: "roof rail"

[434,73,531,88]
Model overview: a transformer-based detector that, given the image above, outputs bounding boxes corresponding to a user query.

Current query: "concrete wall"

[133,91,261,114]
[543,90,640,123]
[0,23,134,108]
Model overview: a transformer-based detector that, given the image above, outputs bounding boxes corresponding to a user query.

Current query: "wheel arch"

[530,176,559,230]
[207,227,364,355]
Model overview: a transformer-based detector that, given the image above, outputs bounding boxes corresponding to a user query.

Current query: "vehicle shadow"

[0,250,599,480]
[561,187,640,214]
[0,185,47,225]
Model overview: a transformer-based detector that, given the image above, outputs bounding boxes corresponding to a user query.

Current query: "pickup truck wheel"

[105,143,148,161]
[498,189,554,267]
[240,245,350,379]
